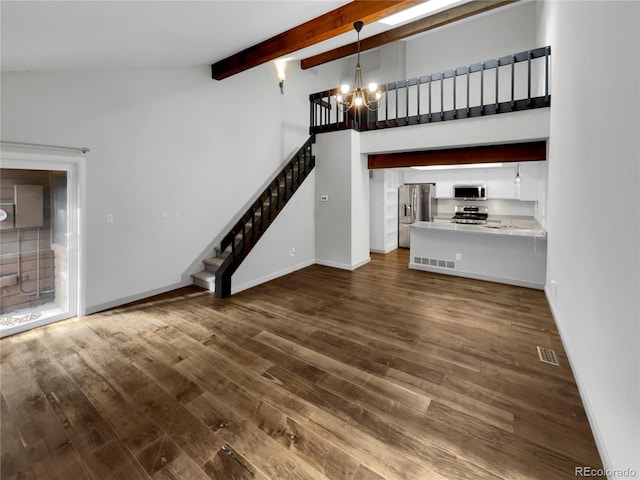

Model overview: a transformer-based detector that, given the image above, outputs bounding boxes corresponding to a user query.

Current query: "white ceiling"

[0,0,407,73]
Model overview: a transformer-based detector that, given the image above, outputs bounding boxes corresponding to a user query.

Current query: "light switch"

[161,210,169,219]
[106,214,114,224]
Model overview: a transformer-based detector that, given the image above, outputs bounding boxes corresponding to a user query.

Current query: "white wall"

[538,1,640,477]
[351,141,370,267]
[0,60,340,312]
[314,130,353,268]
[405,1,538,78]
[359,107,550,154]
[314,130,370,269]
[232,171,315,294]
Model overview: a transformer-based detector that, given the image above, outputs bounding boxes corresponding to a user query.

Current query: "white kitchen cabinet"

[394,161,545,202]
[487,167,517,199]
[434,171,457,198]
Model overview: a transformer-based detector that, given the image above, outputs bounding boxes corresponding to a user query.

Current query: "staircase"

[191,136,315,298]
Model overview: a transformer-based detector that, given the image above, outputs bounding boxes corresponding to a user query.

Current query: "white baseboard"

[544,287,615,478]
[408,262,544,290]
[85,280,191,314]
[315,257,371,271]
[370,247,397,254]
[231,259,315,295]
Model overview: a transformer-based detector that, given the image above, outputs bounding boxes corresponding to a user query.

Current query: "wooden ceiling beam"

[211,0,422,80]
[367,142,547,169]
[301,0,516,70]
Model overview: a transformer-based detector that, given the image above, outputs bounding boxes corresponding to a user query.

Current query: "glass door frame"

[0,146,86,337]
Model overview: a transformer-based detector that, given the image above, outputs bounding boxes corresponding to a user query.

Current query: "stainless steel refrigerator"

[398,183,436,248]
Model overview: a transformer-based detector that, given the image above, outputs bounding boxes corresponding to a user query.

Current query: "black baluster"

[293,160,297,190]
[527,50,532,105]
[293,159,297,188]
[231,232,236,260]
[480,62,484,114]
[405,82,409,123]
[466,66,470,116]
[511,55,515,109]
[306,149,310,176]
[428,74,432,121]
[241,221,246,253]
[395,82,398,125]
[260,199,264,232]
[285,169,290,199]
[545,47,550,105]
[251,208,256,240]
[440,73,444,120]
[385,85,389,125]
[495,59,499,112]
[453,70,457,118]
[417,77,421,121]
[325,95,329,125]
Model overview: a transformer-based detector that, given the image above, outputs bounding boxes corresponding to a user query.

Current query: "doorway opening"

[0,148,84,337]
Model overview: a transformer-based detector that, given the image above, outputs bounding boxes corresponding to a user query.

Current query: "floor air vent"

[537,346,559,366]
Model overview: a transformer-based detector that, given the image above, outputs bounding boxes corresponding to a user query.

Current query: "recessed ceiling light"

[379,0,473,26]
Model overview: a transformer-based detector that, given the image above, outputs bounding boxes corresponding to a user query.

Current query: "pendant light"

[336,21,384,112]
[514,163,521,186]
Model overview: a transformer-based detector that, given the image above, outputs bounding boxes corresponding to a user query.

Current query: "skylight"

[379,0,474,26]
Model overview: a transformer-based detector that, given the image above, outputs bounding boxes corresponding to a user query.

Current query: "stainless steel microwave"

[454,184,487,200]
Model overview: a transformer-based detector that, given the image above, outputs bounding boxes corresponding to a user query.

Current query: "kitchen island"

[409,217,547,289]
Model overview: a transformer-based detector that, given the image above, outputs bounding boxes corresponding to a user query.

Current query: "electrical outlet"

[549,279,558,299]
[161,210,169,220]
[455,253,462,261]
[174,209,181,218]
[290,247,295,257]
[106,214,114,224]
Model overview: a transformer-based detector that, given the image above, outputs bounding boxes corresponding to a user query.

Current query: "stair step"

[191,270,215,290]
[203,256,226,271]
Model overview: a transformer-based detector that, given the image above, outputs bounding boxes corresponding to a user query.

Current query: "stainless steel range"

[451,205,488,225]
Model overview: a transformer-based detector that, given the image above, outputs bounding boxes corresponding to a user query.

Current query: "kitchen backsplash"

[435,198,536,217]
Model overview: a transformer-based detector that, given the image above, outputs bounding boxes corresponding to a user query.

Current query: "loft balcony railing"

[309,46,551,134]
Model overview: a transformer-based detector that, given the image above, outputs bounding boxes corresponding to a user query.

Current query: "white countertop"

[411,218,547,238]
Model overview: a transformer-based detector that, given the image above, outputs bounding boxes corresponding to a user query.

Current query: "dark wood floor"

[1,249,604,480]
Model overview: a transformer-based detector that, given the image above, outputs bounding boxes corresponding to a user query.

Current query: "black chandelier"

[336,21,384,112]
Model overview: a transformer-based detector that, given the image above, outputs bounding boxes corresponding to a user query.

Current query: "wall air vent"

[414,257,455,269]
